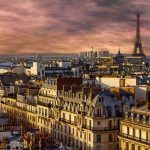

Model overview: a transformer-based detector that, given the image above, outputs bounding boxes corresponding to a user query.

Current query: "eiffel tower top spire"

[132,13,145,57]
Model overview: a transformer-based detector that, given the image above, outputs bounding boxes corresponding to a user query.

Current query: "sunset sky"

[0,0,150,54]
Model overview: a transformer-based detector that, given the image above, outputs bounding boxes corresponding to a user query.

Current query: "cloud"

[0,0,149,54]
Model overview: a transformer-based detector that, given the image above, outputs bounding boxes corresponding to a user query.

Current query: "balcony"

[55,105,63,110]
[26,101,36,106]
[77,111,86,116]
[119,133,150,145]
[37,101,52,108]
[38,93,56,98]
[82,125,119,131]
[59,118,77,126]
[2,102,27,111]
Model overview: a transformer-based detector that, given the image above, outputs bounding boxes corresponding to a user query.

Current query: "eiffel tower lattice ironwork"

[132,13,145,57]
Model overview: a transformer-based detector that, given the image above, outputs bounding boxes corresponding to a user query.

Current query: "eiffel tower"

[132,13,145,57]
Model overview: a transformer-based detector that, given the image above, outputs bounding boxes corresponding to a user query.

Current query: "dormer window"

[125,112,128,119]
[131,113,135,121]
[143,115,146,124]
[136,114,140,122]
[99,97,104,103]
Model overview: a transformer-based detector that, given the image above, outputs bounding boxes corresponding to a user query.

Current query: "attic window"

[97,121,100,125]
[99,97,104,103]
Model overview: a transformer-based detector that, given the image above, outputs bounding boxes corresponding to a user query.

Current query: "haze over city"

[0,0,149,54]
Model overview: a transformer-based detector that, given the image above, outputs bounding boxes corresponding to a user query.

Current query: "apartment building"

[0,77,135,150]
[118,103,150,150]
[36,79,135,150]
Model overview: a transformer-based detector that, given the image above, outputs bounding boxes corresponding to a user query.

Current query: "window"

[39,107,41,114]
[84,132,86,139]
[61,134,63,141]
[54,131,56,138]
[76,130,78,137]
[108,120,112,129]
[109,134,112,142]
[85,119,87,125]
[96,146,101,150]
[45,109,47,117]
[80,141,82,149]
[133,128,135,136]
[146,132,148,140]
[65,135,67,143]
[42,108,44,115]
[89,145,91,150]
[127,127,129,135]
[58,133,59,140]
[109,144,113,150]
[65,126,67,132]
[89,133,91,141]
[76,139,78,148]
[117,119,120,128]
[97,135,101,142]
[116,144,119,150]
[107,106,112,117]
[89,120,91,128]
[115,106,120,117]
[69,127,71,134]
[126,142,129,150]
[72,139,74,146]
[63,113,65,119]
[139,130,141,139]
[132,144,135,150]
[80,131,82,138]
[138,146,141,150]
[74,116,77,123]
[97,121,100,125]
[97,109,101,117]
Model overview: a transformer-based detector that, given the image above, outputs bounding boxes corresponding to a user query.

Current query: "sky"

[0,0,150,54]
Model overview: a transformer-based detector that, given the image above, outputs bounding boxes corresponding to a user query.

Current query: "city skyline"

[0,0,150,54]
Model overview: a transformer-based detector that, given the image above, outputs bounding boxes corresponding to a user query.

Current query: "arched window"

[72,104,76,112]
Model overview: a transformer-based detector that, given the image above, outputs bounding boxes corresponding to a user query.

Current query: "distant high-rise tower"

[132,13,145,57]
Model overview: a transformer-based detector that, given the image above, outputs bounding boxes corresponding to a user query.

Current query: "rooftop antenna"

[92,46,93,51]
[35,52,38,61]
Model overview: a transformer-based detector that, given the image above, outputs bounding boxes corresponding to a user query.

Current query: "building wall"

[57,61,71,68]
[12,65,24,74]
[0,68,10,74]
[96,77,136,88]
[125,78,137,86]
[118,108,150,150]
[0,81,136,150]
[25,62,45,77]
[96,77,120,88]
